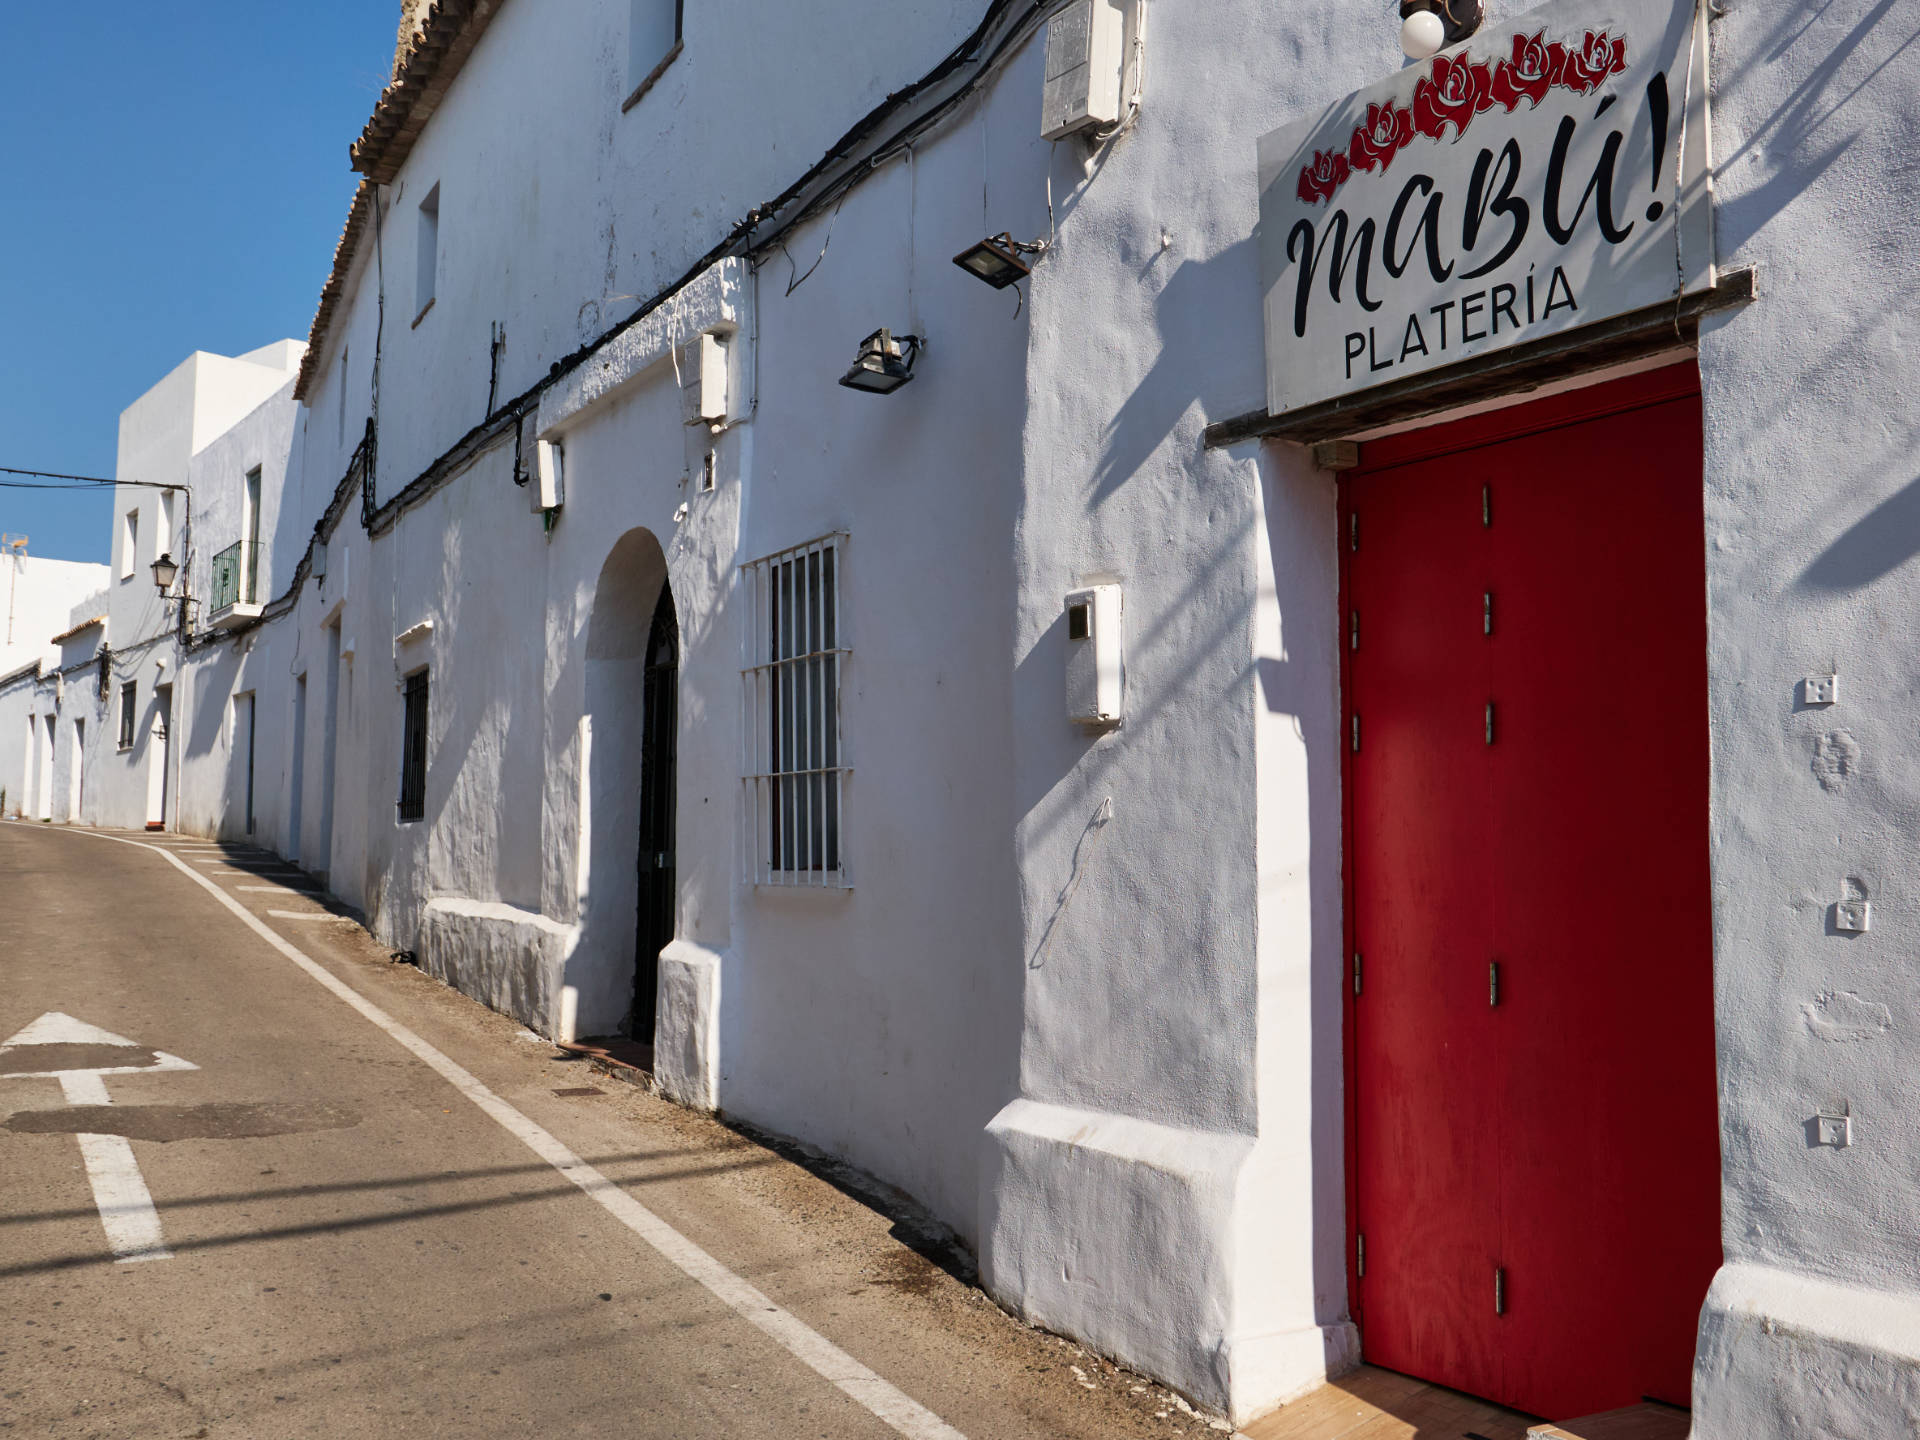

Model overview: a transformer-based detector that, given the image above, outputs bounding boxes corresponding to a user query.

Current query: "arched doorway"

[631,584,678,1040]
[578,527,678,1046]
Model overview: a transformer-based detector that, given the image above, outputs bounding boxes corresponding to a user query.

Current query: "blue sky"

[0,3,396,562]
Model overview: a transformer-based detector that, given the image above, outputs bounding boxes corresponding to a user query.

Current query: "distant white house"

[27,0,1920,1434]
[0,547,110,820]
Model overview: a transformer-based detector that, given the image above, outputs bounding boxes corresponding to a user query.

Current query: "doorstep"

[558,1034,654,1085]
[1528,1403,1690,1440]
[1245,1367,1689,1440]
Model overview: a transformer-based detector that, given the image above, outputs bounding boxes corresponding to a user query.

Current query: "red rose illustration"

[1347,100,1415,175]
[1489,30,1564,111]
[1559,30,1628,94]
[1411,52,1495,142]
[1296,146,1352,205]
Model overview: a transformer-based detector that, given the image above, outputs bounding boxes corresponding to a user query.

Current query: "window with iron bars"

[117,682,137,750]
[398,669,428,822]
[741,534,848,886]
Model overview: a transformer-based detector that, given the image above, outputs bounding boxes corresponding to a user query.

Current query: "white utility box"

[533,439,564,511]
[1065,583,1124,725]
[696,331,728,426]
[1041,0,1127,141]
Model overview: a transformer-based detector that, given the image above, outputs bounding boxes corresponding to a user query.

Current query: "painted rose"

[1489,30,1564,111]
[1411,52,1495,141]
[1559,30,1628,94]
[1347,100,1415,175]
[1296,146,1352,205]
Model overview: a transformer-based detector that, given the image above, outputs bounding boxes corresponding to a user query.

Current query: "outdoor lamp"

[838,329,922,395]
[150,552,180,593]
[1400,0,1482,59]
[952,233,1036,290]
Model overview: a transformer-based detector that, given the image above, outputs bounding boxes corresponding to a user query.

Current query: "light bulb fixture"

[952,232,1043,290]
[1399,0,1483,59]
[150,552,180,593]
[838,328,922,395]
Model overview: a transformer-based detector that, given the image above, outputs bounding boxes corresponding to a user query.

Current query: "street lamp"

[150,553,180,593]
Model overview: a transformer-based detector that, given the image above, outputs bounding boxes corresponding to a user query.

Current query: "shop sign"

[1258,0,1712,416]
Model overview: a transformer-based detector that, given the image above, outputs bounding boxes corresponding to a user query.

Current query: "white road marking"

[266,910,355,921]
[0,1011,198,1265]
[239,884,319,893]
[31,826,969,1440]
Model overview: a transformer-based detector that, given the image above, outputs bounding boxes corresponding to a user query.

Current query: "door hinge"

[1483,591,1493,636]
[1485,700,1495,745]
[1357,1233,1366,1277]
[1489,960,1500,1007]
[1350,610,1359,651]
[1352,715,1361,752]
[1353,952,1363,997]
[1350,512,1359,552]
[1494,1265,1507,1316]
[1482,483,1492,528]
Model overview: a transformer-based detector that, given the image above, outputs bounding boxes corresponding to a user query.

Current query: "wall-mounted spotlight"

[839,328,922,395]
[952,233,1045,290]
[1399,0,1483,59]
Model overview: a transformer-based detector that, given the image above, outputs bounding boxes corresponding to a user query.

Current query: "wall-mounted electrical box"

[1065,583,1124,725]
[1041,0,1128,141]
[533,439,564,512]
[696,332,729,427]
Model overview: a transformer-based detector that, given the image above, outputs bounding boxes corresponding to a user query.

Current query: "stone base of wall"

[654,938,723,1111]
[417,897,576,1036]
[1694,1262,1920,1439]
[980,1098,1355,1425]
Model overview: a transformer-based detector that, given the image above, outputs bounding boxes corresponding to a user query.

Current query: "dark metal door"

[632,584,678,1041]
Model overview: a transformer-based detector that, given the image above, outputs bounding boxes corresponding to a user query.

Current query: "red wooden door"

[1344,365,1721,1419]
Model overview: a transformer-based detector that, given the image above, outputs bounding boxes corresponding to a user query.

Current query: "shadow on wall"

[1090,237,1257,506]
[1799,471,1920,591]
[1711,0,1917,258]
[573,526,669,1036]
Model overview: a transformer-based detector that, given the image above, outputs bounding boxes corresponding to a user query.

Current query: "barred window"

[742,534,847,886]
[118,683,137,750]
[398,669,428,822]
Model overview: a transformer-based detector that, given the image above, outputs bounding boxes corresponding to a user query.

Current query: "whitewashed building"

[0,549,110,821]
[35,0,1920,1431]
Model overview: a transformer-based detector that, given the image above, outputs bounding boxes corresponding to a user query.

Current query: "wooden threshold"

[1204,267,1755,450]
[1243,1367,1690,1440]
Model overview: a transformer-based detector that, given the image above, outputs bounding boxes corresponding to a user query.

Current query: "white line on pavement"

[238,884,319,893]
[58,1071,170,1264]
[39,825,968,1440]
[266,910,354,921]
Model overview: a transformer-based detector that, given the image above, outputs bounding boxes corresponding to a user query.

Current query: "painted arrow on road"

[0,1012,198,1263]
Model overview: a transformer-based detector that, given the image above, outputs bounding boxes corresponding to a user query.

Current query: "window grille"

[742,533,848,886]
[118,682,137,750]
[398,669,429,822]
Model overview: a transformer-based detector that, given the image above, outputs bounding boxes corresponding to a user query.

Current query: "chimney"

[393,0,433,78]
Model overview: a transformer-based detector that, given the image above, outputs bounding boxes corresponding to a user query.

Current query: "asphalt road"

[0,822,1220,1440]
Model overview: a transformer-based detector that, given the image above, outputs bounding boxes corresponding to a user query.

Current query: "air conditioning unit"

[1041,0,1128,141]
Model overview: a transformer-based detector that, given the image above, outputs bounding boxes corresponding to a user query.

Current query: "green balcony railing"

[210,541,260,611]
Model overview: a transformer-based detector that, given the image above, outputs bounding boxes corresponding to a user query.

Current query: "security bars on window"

[742,534,848,886]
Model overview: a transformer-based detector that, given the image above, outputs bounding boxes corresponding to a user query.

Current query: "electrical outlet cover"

[1805,674,1839,705]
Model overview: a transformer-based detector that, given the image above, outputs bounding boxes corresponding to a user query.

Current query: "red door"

[1343,364,1721,1419]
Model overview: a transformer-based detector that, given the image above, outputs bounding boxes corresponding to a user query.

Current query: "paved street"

[0,823,1207,1440]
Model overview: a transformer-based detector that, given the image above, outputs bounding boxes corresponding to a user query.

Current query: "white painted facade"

[23,0,1920,1429]
[0,553,110,820]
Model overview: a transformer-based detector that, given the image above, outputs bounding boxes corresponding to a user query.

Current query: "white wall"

[1690,2,1920,1433]
[0,554,109,820]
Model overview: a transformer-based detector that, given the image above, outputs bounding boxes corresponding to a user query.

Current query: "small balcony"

[208,541,263,629]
